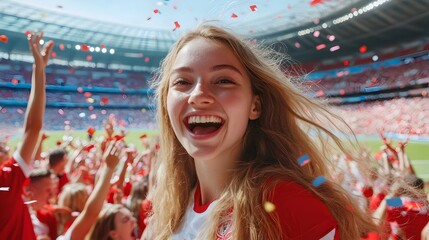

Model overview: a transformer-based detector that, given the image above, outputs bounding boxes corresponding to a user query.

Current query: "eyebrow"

[171,64,243,76]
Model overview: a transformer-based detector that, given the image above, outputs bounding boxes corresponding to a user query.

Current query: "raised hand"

[27,32,54,68]
[103,141,121,169]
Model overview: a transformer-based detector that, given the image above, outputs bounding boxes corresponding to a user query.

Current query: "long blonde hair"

[149,25,377,239]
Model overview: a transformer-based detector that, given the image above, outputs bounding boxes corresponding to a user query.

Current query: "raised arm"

[18,32,54,165]
[68,141,120,240]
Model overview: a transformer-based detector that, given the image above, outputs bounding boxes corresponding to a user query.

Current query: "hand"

[27,32,54,68]
[422,221,429,240]
[103,141,120,169]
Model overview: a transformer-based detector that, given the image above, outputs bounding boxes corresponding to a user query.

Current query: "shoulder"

[267,181,338,239]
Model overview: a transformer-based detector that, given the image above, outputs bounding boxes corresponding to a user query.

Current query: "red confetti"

[339,89,346,95]
[359,45,367,53]
[51,51,57,58]
[11,78,19,84]
[77,87,83,93]
[59,43,65,50]
[173,21,180,30]
[86,55,92,61]
[84,144,95,152]
[114,135,125,141]
[100,44,106,49]
[16,108,24,114]
[155,144,160,150]
[24,30,31,37]
[316,90,324,97]
[81,44,89,52]
[58,109,64,115]
[0,35,8,43]
[316,44,326,50]
[231,13,238,18]
[310,0,325,6]
[249,5,257,11]
[117,69,123,74]
[140,134,147,139]
[343,60,350,66]
[173,5,178,10]
[88,106,94,111]
[84,92,92,98]
[154,9,159,14]
[56,141,62,146]
[41,133,49,140]
[144,57,150,63]
[87,127,96,135]
[100,97,109,105]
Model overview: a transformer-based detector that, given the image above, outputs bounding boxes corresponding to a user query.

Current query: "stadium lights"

[101,48,107,53]
[109,49,115,54]
[75,45,81,50]
[95,47,100,52]
[39,39,44,45]
[89,47,94,52]
[297,0,391,37]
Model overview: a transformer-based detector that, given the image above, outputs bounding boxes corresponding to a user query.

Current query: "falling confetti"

[386,198,403,207]
[0,35,8,43]
[81,44,89,52]
[297,154,311,166]
[249,5,257,12]
[310,0,325,6]
[316,44,326,50]
[313,31,320,37]
[294,42,301,48]
[312,176,326,187]
[330,45,340,52]
[359,45,367,53]
[173,21,181,31]
[263,201,276,212]
[140,134,147,139]
[11,78,19,84]
[51,51,57,58]
[86,55,92,61]
[231,13,238,18]
[154,9,160,14]
[100,97,109,105]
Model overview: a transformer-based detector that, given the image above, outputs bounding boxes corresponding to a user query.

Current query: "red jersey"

[171,181,339,239]
[0,152,36,240]
[58,173,70,195]
[37,205,58,240]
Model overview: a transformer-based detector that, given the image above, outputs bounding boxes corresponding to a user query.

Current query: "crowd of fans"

[307,57,429,95]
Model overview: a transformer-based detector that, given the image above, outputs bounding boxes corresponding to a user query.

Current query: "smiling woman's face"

[166,37,260,162]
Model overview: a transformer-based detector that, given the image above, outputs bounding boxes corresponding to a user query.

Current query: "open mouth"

[185,115,224,135]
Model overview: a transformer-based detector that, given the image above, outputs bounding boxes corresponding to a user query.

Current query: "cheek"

[166,91,186,126]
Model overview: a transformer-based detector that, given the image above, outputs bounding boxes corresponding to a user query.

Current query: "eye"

[172,79,191,86]
[216,78,235,84]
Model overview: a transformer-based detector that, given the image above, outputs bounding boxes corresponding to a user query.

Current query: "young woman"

[144,25,377,239]
[88,204,137,240]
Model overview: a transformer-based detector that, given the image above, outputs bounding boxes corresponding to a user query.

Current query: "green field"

[8,130,429,179]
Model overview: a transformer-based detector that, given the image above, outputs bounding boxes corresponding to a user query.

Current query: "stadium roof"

[1,0,429,70]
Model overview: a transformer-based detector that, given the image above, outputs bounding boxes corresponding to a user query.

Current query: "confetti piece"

[0,187,10,191]
[11,78,19,84]
[81,44,89,52]
[24,30,31,37]
[100,97,109,105]
[294,42,301,48]
[42,133,49,140]
[343,60,350,66]
[88,106,94,111]
[359,45,367,53]
[56,141,62,146]
[2,167,11,172]
[144,57,150,62]
[327,35,336,41]
[231,13,238,18]
[313,31,320,37]
[310,0,325,6]
[59,44,65,51]
[263,201,276,212]
[90,113,97,119]
[297,154,310,166]
[51,51,57,58]
[71,211,80,217]
[24,200,37,205]
[77,87,83,93]
[114,135,125,141]
[86,55,92,61]
[316,44,326,50]
[386,198,403,207]
[69,68,75,74]
[173,5,178,10]
[87,127,96,135]
[84,92,92,98]
[313,19,320,24]
[84,144,95,152]
[312,176,326,187]
[58,109,64,115]
[173,21,181,30]
[0,35,8,43]
[100,44,106,49]
[249,5,257,12]
[140,134,147,139]
[330,45,340,52]
[316,90,324,97]
[339,89,346,95]
[154,9,160,14]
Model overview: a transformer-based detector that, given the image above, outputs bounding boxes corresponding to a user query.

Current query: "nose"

[188,82,214,106]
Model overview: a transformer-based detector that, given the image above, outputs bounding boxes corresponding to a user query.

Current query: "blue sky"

[11,0,353,32]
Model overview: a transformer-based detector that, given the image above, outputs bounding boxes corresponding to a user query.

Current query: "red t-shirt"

[138,199,152,237]
[58,173,70,195]
[270,181,339,239]
[175,181,339,239]
[37,205,58,240]
[385,198,429,240]
[0,152,36,240]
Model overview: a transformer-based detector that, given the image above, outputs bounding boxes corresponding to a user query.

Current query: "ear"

[249,95,261,120]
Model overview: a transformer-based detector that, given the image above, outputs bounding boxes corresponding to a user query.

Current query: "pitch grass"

[8,130,429,179]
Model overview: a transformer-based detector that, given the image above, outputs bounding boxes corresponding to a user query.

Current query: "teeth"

[188,116,222,124]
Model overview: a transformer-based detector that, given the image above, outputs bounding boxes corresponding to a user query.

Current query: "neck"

[194,148,240,205]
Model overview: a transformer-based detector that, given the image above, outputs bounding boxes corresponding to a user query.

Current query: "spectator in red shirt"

[0,32,54,239]
[49,148,70,195]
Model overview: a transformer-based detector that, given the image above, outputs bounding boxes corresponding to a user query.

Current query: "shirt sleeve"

[269,181,338,240]
[13,151,33,178]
